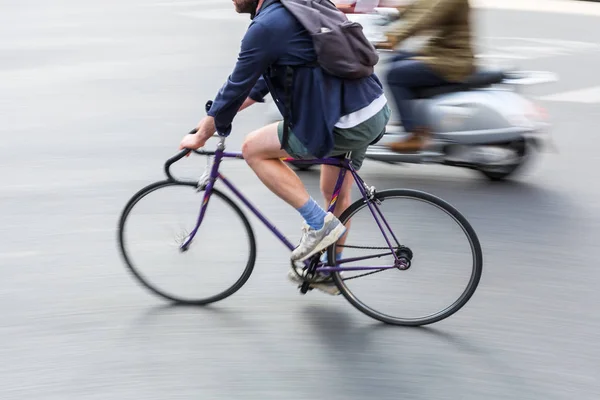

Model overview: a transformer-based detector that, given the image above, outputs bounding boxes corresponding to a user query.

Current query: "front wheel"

[329,189,483,326]
[118,181,256,305]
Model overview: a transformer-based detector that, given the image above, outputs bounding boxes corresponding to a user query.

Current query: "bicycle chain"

[336,244,396,250]
[293,243,406,281]
[333,243,399,280]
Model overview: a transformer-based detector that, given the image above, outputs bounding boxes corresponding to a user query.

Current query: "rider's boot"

[387,126,431,153]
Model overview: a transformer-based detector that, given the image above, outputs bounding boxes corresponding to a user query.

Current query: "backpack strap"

[279,62,319,151]
[280,66,294,150]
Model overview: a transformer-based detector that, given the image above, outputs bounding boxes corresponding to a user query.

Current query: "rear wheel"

[329,189,483,326]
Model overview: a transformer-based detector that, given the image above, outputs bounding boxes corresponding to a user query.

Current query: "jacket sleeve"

[385,0,461,46]
[207,22,279,135]
[249,76,270,103]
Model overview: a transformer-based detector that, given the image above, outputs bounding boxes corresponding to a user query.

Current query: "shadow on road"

[298,304,551,399]
[126,302,551,399]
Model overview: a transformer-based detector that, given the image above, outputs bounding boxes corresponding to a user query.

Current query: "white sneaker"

[290,212,346,262]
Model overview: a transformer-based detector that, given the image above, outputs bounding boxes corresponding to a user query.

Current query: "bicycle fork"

[179,140,226,252]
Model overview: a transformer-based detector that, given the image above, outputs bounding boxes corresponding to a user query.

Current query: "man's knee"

[241,131,259,165]
[242,123,285,166]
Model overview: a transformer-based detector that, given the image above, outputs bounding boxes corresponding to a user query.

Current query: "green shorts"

[277,103,391,170]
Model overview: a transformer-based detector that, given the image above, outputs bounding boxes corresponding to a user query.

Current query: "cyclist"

[179,0,391,294]
[376,0,475,152]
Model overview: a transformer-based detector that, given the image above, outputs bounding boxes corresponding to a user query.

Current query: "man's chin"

[233,0,256,14]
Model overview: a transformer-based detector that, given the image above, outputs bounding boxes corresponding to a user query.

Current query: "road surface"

[1,1,599,399]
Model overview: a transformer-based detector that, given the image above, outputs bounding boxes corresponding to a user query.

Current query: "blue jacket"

[206,0,384,158]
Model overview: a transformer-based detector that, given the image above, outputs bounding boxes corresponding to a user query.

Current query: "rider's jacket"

[386,0,475,82]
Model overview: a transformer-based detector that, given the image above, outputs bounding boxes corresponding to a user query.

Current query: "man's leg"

[388,50,417,64]
[318,103,391,262]
[386,59,448,152]
[287,103,391,295]
[242,122,346,262]
[242,122,310,209]
[320,164,354,258]
[285,162,353,296]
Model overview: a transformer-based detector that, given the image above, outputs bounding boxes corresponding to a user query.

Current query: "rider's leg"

[242,122,346,262]
[242,122,310,209]
[285,164,352,295]
[287,103,391,294]
[386,58,448,151]
[388,50,417,64]
[320,164,353,259]
[288,104,391,294]
[320,103,391,261]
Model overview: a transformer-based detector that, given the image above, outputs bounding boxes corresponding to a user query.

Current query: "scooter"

[265,7,557,181]
[362,67,554,181]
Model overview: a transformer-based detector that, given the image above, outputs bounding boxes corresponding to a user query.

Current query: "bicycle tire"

[329,189,483,326]
[117,180,256,305]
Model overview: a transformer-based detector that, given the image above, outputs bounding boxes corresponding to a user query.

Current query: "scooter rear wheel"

[477,139,530,181]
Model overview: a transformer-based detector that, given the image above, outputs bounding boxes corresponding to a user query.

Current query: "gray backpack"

[280,0,379,79]
[274,0,379,148]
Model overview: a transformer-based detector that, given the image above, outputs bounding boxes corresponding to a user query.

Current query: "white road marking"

[476,53,531,60]
[538,85,600,104]
[477,37,600,61]
[490,37,600,51]
[473,0,600,16]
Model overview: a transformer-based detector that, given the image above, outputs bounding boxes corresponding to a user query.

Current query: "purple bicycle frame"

[174,146,404,273]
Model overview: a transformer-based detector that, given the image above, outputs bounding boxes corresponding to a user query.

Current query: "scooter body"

[365,72,554,180]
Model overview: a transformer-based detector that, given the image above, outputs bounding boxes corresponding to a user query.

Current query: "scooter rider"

[375,0,476,152]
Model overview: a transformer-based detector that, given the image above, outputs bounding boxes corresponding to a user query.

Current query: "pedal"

[300,281,312,294]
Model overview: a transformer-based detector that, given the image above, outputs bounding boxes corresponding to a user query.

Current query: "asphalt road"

[1,1,599,399]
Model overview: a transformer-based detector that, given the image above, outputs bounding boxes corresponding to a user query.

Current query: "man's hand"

[179,116,216,154]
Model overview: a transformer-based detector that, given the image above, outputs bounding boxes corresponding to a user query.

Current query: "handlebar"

[164,128,205,181]
[164,100,215,180]
[164,126,224,182]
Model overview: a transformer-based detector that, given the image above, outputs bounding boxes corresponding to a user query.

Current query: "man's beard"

[234,0,258,14]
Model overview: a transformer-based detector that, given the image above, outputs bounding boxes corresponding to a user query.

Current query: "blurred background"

[1,0,599,399]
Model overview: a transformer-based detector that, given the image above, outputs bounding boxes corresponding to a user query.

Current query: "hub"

[395,246,413,270]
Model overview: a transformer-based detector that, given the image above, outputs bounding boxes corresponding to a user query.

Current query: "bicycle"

[118,123,483,326]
